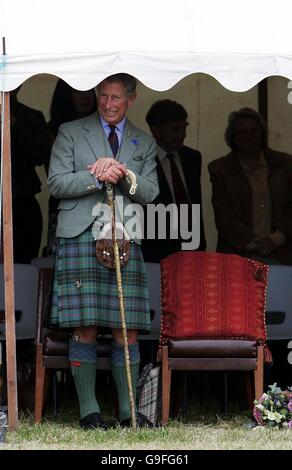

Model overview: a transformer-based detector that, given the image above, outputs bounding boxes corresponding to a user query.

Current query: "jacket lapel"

[83,112,111,160]
[180,150,197,203]
[155,158,173,204]
[265,148,284,176]
[225,151,251,188]
[83,115,141,163]
[118,120,140,164]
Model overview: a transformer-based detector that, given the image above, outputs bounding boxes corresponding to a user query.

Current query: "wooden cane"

[105,170,137,430]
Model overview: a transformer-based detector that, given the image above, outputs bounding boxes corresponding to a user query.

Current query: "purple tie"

[108,125,119,157]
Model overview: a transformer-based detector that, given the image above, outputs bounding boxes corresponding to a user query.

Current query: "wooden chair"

[34,268,112,423]
[159,252,268,425]
[34,262,163,422]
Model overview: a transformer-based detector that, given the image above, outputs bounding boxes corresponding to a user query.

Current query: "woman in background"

[46,80,97,254]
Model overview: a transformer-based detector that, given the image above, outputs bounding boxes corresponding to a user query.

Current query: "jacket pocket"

[128,158,144,174]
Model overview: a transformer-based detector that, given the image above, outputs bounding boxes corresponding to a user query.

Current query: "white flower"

[266,411,284,423]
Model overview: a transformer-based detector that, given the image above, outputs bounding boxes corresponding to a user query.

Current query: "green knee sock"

[71,362,100,419]
[111,342,140,420]
[69,338,100,420]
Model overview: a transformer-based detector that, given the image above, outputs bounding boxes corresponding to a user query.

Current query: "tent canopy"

[1,0,292,92]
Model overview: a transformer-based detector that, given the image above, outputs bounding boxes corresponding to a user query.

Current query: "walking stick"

[105,170,138,430]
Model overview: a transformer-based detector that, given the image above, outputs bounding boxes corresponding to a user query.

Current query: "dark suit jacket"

[10,100,50,200]
[208,148,292,265]
[142,145,206,262]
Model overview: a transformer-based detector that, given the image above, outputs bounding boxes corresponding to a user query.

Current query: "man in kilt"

[48,73,159,430]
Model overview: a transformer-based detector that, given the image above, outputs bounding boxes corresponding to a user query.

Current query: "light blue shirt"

[94,116,126,189]
[99,115,126,148]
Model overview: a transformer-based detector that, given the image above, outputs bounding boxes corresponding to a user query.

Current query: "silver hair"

[224,107,267,150]
[97,73,137,96]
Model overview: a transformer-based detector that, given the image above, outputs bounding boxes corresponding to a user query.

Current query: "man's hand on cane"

[88,160,127,184]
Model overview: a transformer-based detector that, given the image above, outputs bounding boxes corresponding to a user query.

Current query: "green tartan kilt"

[50,227,151,332]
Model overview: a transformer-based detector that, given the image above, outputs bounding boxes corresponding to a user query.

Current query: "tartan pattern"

[50,227,151,332]
[137,363,161,425]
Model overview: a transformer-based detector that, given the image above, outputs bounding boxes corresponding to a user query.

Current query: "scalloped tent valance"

[1,0,292,92]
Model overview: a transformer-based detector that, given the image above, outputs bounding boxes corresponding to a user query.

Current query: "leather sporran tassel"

[95,223,130,269]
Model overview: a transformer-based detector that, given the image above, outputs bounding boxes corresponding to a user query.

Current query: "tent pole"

[2,91,18,430]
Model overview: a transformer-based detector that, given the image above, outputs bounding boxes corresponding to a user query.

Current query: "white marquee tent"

[2,0,292,429]
[2,0,292,93]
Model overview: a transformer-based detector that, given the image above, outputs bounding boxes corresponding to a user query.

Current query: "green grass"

[1,371,292,450]
[2,400,292,450]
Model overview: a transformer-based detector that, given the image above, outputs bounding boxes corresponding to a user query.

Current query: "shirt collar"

[158,146,179,163]
[239,150,266,172]
[99,115,126,134]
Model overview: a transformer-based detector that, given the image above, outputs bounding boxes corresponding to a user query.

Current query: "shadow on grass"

[34,369,253,430]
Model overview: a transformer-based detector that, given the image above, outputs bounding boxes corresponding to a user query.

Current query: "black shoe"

[119,411,154,428]
[80,412,107,430]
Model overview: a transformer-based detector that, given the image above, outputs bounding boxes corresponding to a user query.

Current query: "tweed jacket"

[48,112,159,240]
[208,148,292,262]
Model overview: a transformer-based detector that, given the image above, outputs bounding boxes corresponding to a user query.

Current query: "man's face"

[152,119,188,152]
[97,80,136,124]
[71,89,95,116]
[233,118,262,155]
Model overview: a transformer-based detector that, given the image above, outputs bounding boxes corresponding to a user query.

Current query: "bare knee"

[112,329,137,345]
[73,325,98,342]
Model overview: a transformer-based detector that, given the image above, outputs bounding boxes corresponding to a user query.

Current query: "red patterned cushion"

[160,252,268,343]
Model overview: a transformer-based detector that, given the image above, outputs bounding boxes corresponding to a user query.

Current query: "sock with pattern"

[111,341,140,420]
[69,338,100,419]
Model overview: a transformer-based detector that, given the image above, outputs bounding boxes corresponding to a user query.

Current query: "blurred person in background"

[208,107,292,265]
[8,86,50,262]
[46,79,97,254]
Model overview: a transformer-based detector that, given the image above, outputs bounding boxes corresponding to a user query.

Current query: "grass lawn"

[2,413,292,451]
[2,396,292,451]
[1,370,292,451]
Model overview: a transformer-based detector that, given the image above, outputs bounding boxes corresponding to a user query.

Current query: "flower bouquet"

[253,383,292,428]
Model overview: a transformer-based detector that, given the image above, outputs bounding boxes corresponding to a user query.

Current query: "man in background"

[9,86,50,262]
[142,99,206,262]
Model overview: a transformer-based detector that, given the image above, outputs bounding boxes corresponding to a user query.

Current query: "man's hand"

[254,236,276,256]
[88,158,121,178]
[99,163,127,184]
[88,159,127,185]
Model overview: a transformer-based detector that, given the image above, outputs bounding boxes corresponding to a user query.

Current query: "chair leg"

[52,372,59,417]
[161,345,171,425]
[223,372,228,414]
[172,372,187,418]
[34,344,46,423]
[243,371,254,409]
[254,345,264,400]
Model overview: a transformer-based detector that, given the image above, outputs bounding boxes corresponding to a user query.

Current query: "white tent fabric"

[1,0,292,92]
